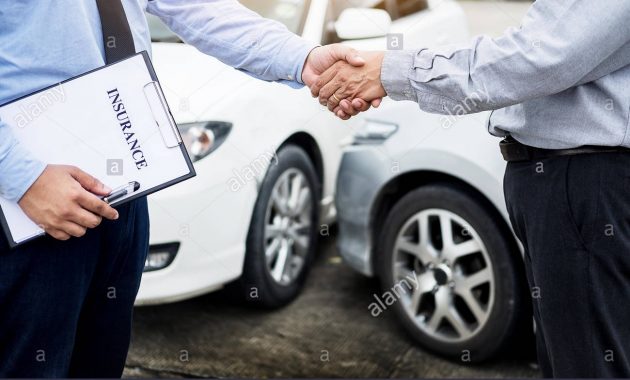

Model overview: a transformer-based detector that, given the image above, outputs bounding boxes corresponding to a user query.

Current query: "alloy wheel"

[264,168,313,286]
[392,209,495,343]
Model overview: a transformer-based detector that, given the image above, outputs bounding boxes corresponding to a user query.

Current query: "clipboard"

[0,51,196,248]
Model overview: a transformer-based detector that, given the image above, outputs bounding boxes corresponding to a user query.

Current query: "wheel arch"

[279,132,324,198]
[245,131,324,237]
[369,170,521,277]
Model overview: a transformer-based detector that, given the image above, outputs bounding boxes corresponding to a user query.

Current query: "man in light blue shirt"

[0,0,368,377]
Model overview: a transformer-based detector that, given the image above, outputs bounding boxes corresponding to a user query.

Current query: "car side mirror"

[335,8,392,40]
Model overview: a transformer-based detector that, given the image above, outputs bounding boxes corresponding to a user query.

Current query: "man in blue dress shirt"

[0,0,371,377]
[312,0,630,377]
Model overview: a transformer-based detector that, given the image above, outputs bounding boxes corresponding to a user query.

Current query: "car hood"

[149,42,257,125]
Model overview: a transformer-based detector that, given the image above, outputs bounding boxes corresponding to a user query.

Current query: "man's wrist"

[283,35,318,85]
[300,46,321,84]
[381,50,416,101]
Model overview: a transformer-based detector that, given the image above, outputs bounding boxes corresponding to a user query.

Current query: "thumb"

[70,167,111,196]
[333,44,365,67]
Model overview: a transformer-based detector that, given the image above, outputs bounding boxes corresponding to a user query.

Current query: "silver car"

[336,102,531,362]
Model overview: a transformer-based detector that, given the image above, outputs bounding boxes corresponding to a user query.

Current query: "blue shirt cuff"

[0,129,46,202]
[279,34,317,86]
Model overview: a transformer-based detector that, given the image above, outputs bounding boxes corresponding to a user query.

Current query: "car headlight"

[353,119,398,145]
[179,121,232,162]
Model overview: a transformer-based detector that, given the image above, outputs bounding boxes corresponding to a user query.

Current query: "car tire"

[238,144,320,308]
[376,183,528,362]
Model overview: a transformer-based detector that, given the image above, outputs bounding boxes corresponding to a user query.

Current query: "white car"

[137,0,470,307]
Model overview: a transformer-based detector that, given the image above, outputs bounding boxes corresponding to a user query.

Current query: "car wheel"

[377,184,527,362]
[239,144,320,308]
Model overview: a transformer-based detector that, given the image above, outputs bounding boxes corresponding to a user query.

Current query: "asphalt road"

[124,232,540,378]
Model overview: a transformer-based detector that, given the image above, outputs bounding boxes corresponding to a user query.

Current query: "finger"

[69,208,102,229]
[319,80,344,106]
[351,99,368,112]
[336,110,351,120]
[340,99,361,116]
[47,228,71,241]
[78,191,119,221]
[350,99,371,113]
[327,93,344,112]
[371,98,383,108]
[339,99,355,115]
[311,63,342,98]
[310,82,319,98]
[332,44,365,67]
[69,167,111,195]
[58,221,88,238]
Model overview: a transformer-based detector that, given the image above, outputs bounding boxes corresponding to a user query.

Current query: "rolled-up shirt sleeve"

[0,120,46,202]
[381,0,630,115]
[146,0,317,88]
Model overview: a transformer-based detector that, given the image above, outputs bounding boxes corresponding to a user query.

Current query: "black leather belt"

[500,137,630,162]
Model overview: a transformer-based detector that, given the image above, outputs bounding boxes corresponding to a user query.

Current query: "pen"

[102,181,141,204]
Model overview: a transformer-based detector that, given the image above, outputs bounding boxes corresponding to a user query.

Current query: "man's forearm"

[147,0,317,87]
[316,0,630,120]
[380,0,630,115]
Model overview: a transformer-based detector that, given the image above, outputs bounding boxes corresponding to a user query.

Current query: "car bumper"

[136,239,244,305]
[135,155,258,305]
[335,146,392,277]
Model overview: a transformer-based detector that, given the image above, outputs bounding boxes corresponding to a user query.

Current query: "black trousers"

[504,153,630,378]
[0,198,149,377]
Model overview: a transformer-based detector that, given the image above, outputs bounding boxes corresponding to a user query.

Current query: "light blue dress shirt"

[381,0,630,150]
[0,0,315,202]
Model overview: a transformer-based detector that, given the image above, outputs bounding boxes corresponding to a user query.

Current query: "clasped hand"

[303,46,386,120]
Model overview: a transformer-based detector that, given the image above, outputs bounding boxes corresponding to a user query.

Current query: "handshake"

[18,44,386,242]
[302,45,387,120]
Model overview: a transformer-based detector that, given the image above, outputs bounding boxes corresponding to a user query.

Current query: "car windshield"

[148,0,309,42]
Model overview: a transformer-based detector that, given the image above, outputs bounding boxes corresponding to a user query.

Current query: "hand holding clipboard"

[0,52,196,247]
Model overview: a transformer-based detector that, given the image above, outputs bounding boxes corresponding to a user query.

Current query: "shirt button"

[287,74,294,81]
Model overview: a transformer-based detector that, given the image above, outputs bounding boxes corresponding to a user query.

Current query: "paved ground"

[125,1,536,377]
[125,232,540,378]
